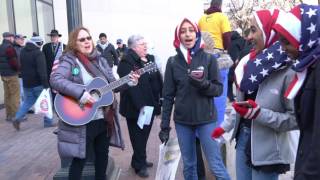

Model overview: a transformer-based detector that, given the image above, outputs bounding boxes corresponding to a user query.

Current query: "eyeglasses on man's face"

[137,42,147,46]
[78,36,92,42]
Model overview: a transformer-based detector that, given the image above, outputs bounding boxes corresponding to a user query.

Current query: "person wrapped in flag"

[211,9,299,180]
[274,4,320,179]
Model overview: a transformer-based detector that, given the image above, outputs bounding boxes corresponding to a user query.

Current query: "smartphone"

[235,101,252,108]
[190,70,204,79]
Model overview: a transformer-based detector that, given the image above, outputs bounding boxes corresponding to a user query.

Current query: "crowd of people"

[0,0,320,179]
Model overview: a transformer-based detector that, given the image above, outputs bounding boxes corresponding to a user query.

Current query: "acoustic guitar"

[54,62,157,126]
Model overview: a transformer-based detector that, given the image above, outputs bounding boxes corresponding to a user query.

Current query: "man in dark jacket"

[117,35,163,178]
[227,31,251,102]
[0,32,20,122]
[13,34,26,105]
[96,33,119,67]
[116,38,128,60]
[42,29,65,80]
[12,35,54,131]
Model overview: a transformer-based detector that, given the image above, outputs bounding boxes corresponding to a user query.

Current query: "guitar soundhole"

[90,89,101,101]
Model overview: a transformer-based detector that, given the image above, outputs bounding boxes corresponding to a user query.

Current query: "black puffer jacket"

[294,59,320,180]
[117,49,163,119]
[20,42,49,88]
[161,49,223,128]
[97,43,119,67]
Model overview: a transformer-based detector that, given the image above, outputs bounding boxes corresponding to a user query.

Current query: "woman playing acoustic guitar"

[50,27,139,180]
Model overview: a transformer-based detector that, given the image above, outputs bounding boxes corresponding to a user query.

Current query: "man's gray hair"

[210,0,222,7]
[127,34,144,49]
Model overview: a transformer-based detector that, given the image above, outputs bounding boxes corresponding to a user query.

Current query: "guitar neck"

[101,68,147,93]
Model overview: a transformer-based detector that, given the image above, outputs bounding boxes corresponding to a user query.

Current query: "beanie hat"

[116,39,123,44]
[29,36,44,47]
[273,6,301,49]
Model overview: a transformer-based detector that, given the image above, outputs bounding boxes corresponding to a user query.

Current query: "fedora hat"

[47,29,62,37]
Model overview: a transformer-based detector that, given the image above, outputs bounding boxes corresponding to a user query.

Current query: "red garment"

[5,46,19,71]
[253,9,280,49]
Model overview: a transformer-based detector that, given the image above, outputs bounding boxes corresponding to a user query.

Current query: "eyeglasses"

[77,36,92,42]
[137,42,147,46]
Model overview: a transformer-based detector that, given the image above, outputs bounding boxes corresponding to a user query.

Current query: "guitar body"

[54,77,114,126]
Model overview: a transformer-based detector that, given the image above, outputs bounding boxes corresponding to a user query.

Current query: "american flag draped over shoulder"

[51,42,63,93]
[239,41,290,94]
[273,4,320,99]
[51,42,63,74]
[293,4,320,72]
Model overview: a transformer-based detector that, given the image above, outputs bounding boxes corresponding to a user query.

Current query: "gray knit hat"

[29,36,44,47]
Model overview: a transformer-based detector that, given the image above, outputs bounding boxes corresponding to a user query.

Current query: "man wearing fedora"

[42,29,65,81]
[42,29,65,102]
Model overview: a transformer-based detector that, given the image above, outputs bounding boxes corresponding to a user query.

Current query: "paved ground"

[0,107,184,180]
[0,104,294,180]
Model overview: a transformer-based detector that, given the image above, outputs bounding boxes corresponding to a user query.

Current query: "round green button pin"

[72,67,79,75]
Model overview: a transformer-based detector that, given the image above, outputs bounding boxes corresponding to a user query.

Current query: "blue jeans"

[175,122,230,180]
[214,69,229,125]
[19,78,24,105]
[236,126,279,180]
[15,86,53,126]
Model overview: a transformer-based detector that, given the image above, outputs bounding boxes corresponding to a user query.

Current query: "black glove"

[159,98,163,107]
[188,70,210,89]
[159,127,170,145]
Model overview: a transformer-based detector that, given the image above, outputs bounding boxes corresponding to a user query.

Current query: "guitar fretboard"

[100,66,152,94]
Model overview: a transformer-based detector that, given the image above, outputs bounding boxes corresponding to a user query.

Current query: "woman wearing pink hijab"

[212,9,298,180]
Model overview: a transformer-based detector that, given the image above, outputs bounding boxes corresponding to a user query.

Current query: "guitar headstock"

[136,62,158,75]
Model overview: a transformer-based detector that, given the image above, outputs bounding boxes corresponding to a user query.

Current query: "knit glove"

[188,70,210,89]
[211,127,225,139]
[232,99,260,119]
[158,127,170,145]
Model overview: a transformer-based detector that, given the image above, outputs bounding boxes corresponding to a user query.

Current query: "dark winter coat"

[42,42,66,79]
[50,51,125,158]
[161,49,223,128]
[117,49,163,119]
[97,43,119,67]
[0,39,19,76]
[227,31,252,81]
[294,59,320,180]
[20,42,49,88]
[116,44,128,60]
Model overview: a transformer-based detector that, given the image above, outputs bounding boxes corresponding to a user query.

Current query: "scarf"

[235,9,288,94]
[274,4,320,99]
[173,18,205,64]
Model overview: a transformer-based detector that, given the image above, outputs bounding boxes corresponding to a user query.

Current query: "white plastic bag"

[34,88,53,119]
[155,138,181,180]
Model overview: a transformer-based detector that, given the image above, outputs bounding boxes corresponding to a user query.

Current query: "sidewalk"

[0,105,294,180]
[0,108,184,180]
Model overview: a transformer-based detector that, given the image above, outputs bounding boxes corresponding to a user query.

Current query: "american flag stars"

[239,41,289,93]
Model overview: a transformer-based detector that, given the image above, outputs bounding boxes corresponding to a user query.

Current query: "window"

[13,0,35,38]
[36,1,54,42]
[0,0,10,41]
